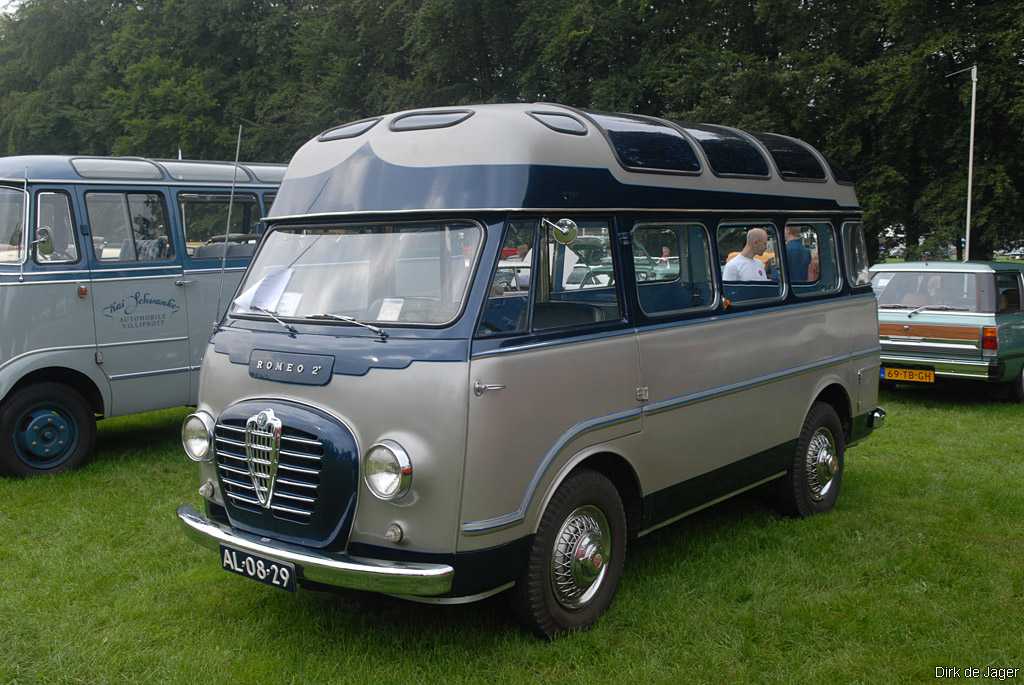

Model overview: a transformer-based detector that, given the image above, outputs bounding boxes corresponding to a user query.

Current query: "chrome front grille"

[214,419,324,523]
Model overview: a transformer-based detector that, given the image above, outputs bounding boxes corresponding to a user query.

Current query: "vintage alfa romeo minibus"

[176,104,884,637]
[0,156,283,476]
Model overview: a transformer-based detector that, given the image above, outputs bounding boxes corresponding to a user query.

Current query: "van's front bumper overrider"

[177,505,454,596]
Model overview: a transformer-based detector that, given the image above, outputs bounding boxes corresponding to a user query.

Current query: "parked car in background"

[870,262,1024,399]
[0,155,283,475]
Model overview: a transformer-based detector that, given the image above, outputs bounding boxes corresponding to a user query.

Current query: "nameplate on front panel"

[249,350,335,386]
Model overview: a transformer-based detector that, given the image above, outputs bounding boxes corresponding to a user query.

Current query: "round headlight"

[364,440,412,501]
[182,412,215,462]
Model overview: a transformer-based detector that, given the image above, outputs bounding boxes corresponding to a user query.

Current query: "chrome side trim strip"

[97,336,188,348]
[643,349,875,417]
[177,504,453,595]
[184,267,247,274]
[389,581,516,605]
[109,366,191,381]
[460,345,879,535]
[637,471,788,537]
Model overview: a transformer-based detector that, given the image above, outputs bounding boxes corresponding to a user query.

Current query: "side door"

[177,189,262,400]
[461,217,641,534]
[82,187,191,416]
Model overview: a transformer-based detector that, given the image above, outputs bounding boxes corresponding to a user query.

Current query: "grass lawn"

[2,386,1022,684]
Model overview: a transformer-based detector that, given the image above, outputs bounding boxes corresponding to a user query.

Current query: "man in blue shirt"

[785,225,812,282]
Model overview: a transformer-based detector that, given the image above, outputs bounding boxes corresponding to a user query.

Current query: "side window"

[477,221,535,337]
[632,223,715,316]
[34,191,79,264]
[842,221,871,286]
[263,193,276,214]
[180,193,260,260]
[0,186,24,264]
[717,222,784,304]
[534,218,621,330]
[86,192,174,262]
[995,273,1022,314]
[784,222,841,296]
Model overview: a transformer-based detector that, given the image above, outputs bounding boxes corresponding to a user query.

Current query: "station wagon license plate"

[881,367,935,383]
[220,545,296,592]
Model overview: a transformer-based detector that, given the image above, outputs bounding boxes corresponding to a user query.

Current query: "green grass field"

[2,387,1022,684]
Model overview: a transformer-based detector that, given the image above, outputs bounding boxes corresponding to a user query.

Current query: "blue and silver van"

[175,105,884,637]
[0,156,283,475]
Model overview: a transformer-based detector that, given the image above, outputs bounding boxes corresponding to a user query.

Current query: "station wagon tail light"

[981,327,998,356]
[364,440,413,501]
[182,412,215,462]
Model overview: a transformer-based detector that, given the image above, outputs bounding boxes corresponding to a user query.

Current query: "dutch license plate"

[220,545,296,592]
[882,367,935,383]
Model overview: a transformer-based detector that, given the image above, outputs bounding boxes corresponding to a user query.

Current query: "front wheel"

[511,469,627,639]
[0,382,97,477]
[776,402,846,517]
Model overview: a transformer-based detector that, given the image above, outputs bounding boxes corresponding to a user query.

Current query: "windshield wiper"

[250,306,298,336]
[907,304,969,317]
[309,313,389,340]
[878,304,914,310]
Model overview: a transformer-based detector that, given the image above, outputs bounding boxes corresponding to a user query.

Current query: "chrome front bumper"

[177,505,454,596]
[880,353,997,380]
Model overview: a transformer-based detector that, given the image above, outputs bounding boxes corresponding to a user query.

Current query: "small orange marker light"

[722,298,732,310]
[77,284,88,299]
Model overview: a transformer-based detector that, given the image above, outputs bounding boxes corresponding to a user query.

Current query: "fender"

[0,349,111,416]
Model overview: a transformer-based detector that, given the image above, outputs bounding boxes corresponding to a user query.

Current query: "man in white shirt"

[722,227,770,281]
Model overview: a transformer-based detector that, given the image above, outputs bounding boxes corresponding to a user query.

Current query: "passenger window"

[717,222,783,304]
[0,186,23,263]
[34,192,79,264]
[784,222,840,296]
[86,192,174,262]
[534,218,621,331]
[180,193,260,260]
[995,273,1022,314]
[842,221,871,286]
[632,223,715,316]
[264,193,276,213]
[477,221,535,337]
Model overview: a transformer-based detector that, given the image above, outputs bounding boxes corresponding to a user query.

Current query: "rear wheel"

[511,469,626,639]
[1006,367,1024,403]
[777,402,845,517]
[0,382,96,477]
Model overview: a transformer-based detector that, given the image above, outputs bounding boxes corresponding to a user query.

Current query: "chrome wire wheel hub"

[550,505,611,609]
[806,427,838,501]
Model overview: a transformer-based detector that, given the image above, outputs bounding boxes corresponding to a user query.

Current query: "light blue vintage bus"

[0,156,283,476]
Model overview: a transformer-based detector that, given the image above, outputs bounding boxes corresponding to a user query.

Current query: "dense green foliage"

[1,0,1022,256]
[1,389,1023,682]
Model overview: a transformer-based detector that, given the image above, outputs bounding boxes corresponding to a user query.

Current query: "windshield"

[232,220,483,326]
[871,271,995,313]
[0,186,25,264]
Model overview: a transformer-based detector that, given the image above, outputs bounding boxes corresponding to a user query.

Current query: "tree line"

[1,0,1021,258]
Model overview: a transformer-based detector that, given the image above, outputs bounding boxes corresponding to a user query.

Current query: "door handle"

[174,279,194,287]
[473,380,506,396]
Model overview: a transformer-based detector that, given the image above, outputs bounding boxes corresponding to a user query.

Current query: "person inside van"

[785,225,811,281]
[722,227,769,281]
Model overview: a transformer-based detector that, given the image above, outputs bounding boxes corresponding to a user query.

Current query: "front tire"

[777,402,845,517]
[511,469,627,639]
[0,382,97,477]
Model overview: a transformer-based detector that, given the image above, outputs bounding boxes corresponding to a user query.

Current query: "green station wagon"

[869,262,1024,399]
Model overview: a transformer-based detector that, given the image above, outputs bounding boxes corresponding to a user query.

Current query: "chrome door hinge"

[635,386,649,402]
[94,350,104,365]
